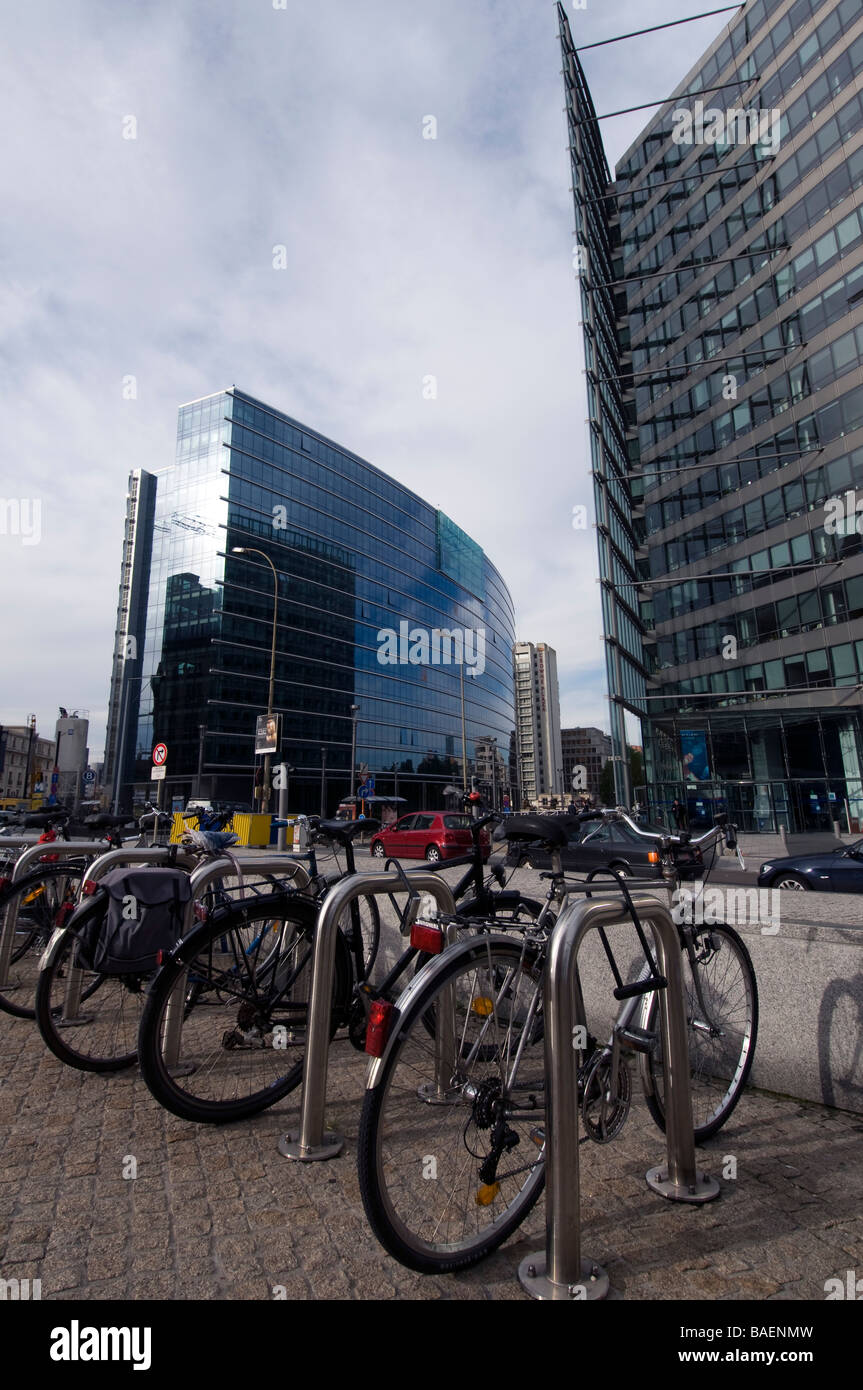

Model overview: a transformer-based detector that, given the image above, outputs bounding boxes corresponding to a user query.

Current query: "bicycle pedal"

[615,1025,656,1054]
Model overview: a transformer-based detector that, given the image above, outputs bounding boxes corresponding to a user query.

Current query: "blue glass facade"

[560,0,863,830]
[128,389,516,812]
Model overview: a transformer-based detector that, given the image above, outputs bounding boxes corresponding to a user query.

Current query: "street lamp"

[232,547,278,813]
[350,704,360,800]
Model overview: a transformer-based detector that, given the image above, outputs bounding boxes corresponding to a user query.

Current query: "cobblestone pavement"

[0,853,860,1301]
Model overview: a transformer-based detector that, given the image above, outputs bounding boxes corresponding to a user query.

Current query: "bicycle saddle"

[315,818,380,846]
[502,815,569,847]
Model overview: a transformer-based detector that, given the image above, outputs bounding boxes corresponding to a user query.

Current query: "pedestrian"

[671,798,687,831]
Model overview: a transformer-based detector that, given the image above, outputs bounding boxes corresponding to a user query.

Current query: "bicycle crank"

[580,1049,631,1143]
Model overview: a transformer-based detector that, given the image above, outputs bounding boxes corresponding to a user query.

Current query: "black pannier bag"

[74,867,193,976]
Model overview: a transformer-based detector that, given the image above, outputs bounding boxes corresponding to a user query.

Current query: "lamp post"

[460,665,468,793]
[350,704,359,800]
[196,725,207,800]
[232,547,278,813]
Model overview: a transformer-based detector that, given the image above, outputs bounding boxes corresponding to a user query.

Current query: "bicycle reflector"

[54,902,75,929]
[410,921,444,954]
[82,880,100,896]
[365,999,394,1057]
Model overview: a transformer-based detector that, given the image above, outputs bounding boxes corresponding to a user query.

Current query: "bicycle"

[33,815,281,1072]
[0,812,128,1019]
[356,808,758,1272]
[135,811,546,1124]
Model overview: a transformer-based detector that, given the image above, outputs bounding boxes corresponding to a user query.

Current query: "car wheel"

[425,845,442,864]
[371,841,386,858]
[774,873,810,891]
[609,863,631,878]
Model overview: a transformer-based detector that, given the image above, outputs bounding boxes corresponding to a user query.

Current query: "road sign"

[83,770,95,784]
[358,777,375,798]
[152,743,168,766]
[150,766,167,781]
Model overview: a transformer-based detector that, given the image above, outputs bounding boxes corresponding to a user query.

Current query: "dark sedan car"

[758,840,863,892]
[512,817,664,879]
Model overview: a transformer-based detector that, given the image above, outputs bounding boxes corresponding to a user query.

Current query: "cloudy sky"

[0,0,735,760]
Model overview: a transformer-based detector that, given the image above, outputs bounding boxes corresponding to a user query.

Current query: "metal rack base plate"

[518,1253,609,1301]
[278,1129,344,1162]
[646,1165,720,1202]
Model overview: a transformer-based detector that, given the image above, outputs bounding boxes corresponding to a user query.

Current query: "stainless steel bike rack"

[158,855,312,1070]
[279,870,457,1162]
[0,840,106,992]
[518,893,720,1303]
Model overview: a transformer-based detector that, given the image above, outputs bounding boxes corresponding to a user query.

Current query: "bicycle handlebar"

[601,806,737,852]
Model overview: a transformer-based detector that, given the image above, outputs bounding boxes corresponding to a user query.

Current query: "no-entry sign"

[152,743,168,766]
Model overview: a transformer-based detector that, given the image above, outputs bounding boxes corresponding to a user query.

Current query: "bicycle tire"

[0,866,85,1019]
[358,935,547,1274]
[137,893,352,1124]
[35,893,144,1072]
[640,921,758,1142]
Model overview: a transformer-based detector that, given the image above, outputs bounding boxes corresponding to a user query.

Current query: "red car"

[369,812,490,864]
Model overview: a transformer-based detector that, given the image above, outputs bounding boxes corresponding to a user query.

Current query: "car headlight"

[759,864,773,874]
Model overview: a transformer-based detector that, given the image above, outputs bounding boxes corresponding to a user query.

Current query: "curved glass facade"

[560,0,863,830]
[127,388,516,812]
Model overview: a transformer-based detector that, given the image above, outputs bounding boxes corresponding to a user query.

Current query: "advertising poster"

[680,729,710,781]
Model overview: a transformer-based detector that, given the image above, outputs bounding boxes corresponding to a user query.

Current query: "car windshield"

[837,839,863,855]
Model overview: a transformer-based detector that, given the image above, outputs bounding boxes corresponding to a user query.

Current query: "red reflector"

[156,949,164,967]
[410,922,444,955]
[0,877,11,893]
[83,880,99,896]
[365,999,394,1057]
[55,902,75,928]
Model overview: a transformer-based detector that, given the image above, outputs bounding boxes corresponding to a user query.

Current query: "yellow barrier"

[231,813,271,847]
[169,811,273,847]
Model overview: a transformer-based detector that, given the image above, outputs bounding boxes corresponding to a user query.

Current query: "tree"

[598,759,615,807]
[629,746,644,793]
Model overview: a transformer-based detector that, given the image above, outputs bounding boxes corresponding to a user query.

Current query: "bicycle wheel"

[358,936,547,1274]
[137,894,352,1123]
[339,894,380,980]
[641,921,758,1142]
[0,867,84,1019]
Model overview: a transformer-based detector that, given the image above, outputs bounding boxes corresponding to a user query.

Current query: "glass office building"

[560,0,863,830]
[121,388,516,813]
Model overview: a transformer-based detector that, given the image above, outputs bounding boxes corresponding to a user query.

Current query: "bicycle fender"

[364,930,522,1088]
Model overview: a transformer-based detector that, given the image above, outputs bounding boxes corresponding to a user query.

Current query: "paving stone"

[2,940,861,1303]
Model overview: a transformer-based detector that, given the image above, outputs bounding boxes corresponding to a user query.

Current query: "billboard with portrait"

[255,713,280,756]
